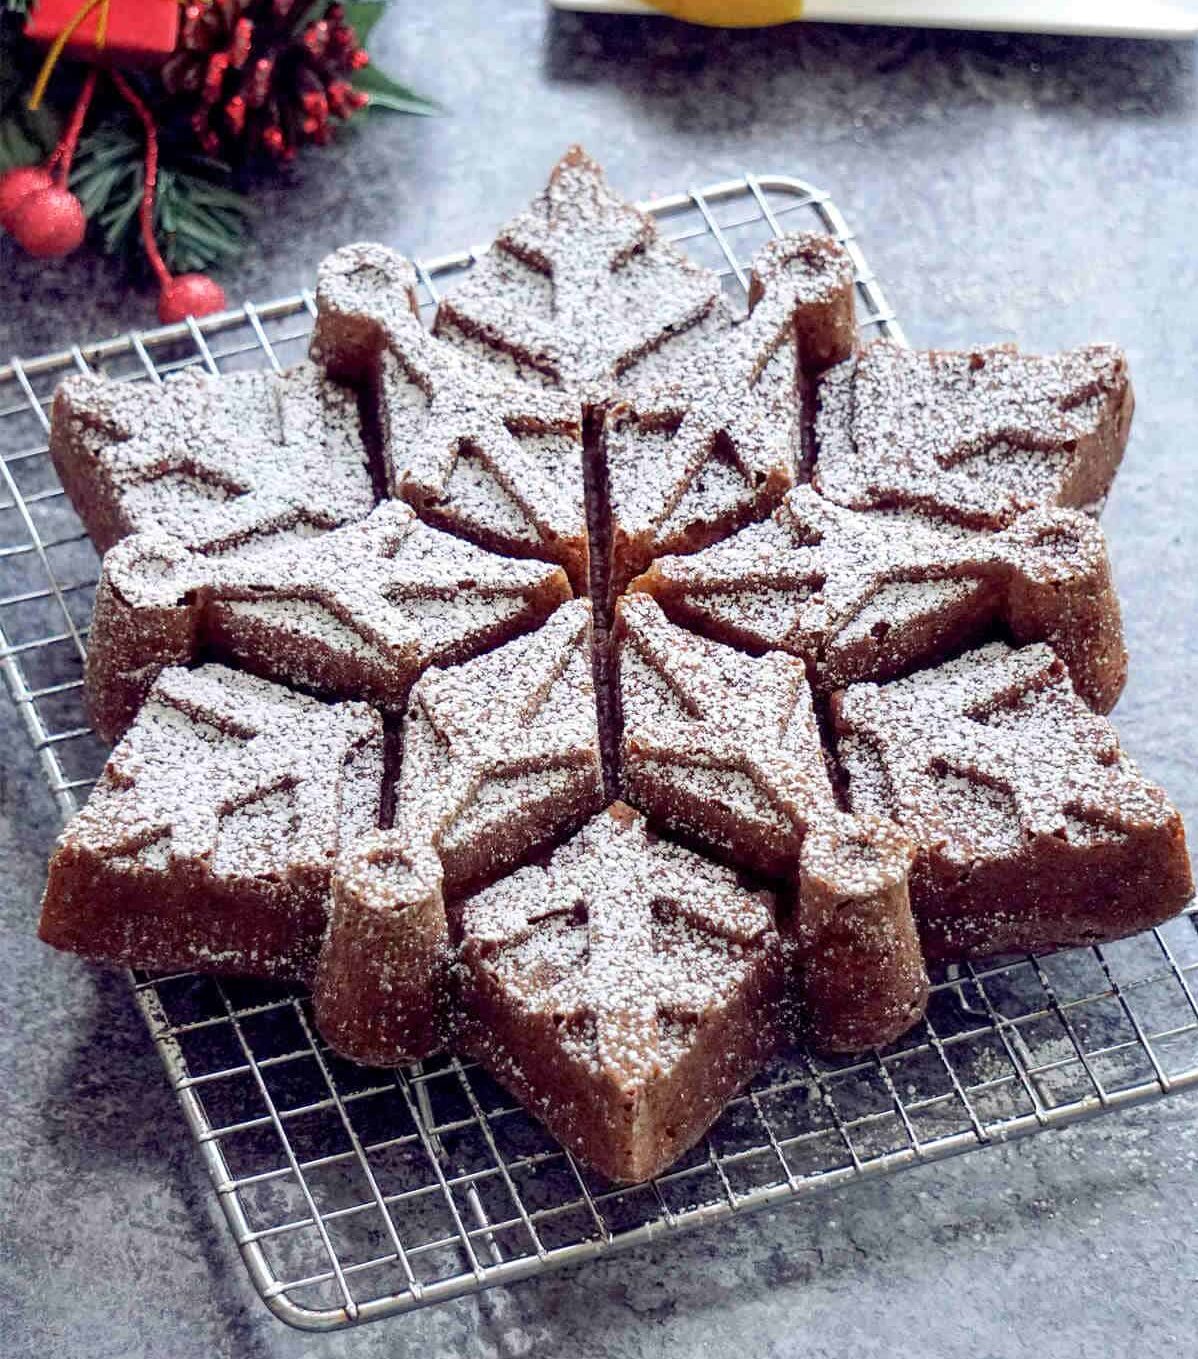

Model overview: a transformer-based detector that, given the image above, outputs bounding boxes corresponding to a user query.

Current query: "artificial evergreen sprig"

[68,119,253,275]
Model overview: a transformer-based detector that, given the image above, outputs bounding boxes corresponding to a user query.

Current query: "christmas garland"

[0,2,434,321]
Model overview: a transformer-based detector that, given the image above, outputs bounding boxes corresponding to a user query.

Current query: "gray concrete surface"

[1,4,1196,1356]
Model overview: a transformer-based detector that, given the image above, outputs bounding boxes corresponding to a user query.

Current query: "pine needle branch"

[69,121,254,275]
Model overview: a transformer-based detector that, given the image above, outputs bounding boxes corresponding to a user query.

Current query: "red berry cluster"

[0,67,98,259]
[162,0,371,163]
[0,165,86,257]
[1,68,227,325]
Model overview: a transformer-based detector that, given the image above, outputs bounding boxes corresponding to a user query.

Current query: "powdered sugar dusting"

[210,501,567,658]
[97,501,571,715]
[314,243,587,583]
[835,641,1177,867]
[604,233,855,587]
[459,804,780,1086]
[633,485,1119,698]
[433,147,722,399]
[814,340,1130,527]
[334,832,444,916]
[394,600,603,886]
[66,663,382,881]
[53,361,373,555]
[617,593,837,871]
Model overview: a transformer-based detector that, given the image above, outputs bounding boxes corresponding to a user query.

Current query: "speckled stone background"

[2,4,1196,1356]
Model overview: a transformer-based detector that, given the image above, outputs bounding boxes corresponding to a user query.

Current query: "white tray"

[548,0,1198,40]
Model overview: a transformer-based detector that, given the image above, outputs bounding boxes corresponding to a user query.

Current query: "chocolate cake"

[813,340,1134,528]
[314,243,590,590]
[629,485,1127,712]
[313,834,448,1067]
[603,234,856,593]
[39,665,383,980]
[84,501,572,741]
[49,361,373,557]
[454,803,785,1183]
[832,642,1193,959]
[34,148,1194,1185]
[433,146,723,398]
[394,598,604,897]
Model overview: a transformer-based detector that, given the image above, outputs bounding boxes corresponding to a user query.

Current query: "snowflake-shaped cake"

[39,149,1192,1183]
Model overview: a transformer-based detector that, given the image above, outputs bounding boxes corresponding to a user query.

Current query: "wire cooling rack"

[2,174,1197,1333]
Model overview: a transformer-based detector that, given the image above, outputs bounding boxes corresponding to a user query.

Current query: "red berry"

[158,273,227,324]
[10,186,87,258]
[0,166,56,234]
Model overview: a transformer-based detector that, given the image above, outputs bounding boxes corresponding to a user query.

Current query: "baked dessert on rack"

[35,146,1192,1185]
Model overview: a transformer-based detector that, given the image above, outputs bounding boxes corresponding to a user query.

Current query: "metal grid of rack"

[2,174,1196,1334]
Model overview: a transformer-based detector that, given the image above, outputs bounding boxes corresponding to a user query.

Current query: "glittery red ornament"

[158,272,227,324]
[0,166,56,233]
[10,186,87,258]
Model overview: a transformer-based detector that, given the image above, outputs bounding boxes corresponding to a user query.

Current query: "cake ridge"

[616,590,839,878]
[455,802,786,1181]
[832,641,1193,957]
[601,231,856,596]
[813,339,1133,528]
[84,499,573,740]
[628,483,1128,712]
[393,597,605,896]
[39,663,384,980]
[49,360,375,559]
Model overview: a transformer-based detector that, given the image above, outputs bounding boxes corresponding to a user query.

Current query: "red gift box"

[25,0,180,66]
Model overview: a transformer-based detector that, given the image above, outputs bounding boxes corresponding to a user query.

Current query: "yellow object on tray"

[641,0,802,23]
